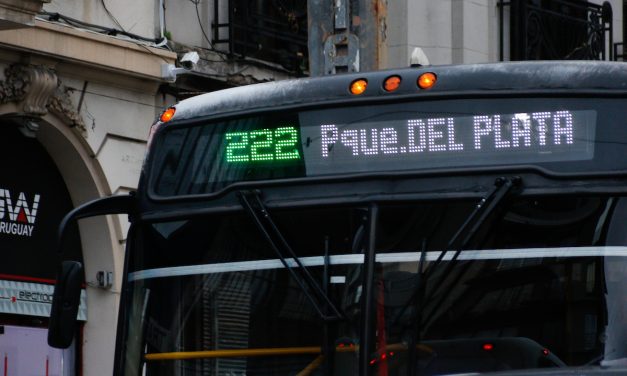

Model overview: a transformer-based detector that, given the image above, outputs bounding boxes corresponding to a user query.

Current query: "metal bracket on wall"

[324,33,360,74]
[323,0,360,74]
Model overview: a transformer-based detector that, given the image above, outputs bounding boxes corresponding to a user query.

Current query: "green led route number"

[225,126,301,163]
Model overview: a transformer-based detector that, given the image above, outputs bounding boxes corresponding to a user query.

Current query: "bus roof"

[168,61,627,122]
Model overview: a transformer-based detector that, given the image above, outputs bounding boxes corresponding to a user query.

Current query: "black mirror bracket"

[48,193,136,349]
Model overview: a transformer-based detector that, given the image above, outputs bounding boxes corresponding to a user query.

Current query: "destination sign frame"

[151,97,615,197]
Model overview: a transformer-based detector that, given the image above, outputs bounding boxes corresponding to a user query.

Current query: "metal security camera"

[161,51,200,82]
[180,51,200,70]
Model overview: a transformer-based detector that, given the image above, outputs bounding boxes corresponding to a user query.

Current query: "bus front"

[118,62,627,376]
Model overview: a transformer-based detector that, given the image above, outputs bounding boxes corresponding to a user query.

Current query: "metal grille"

[212,0,308,74]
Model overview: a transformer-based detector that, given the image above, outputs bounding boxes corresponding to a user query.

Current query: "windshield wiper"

[394,177,520,320]
[238,190,344,322]
[404,176,520,376]
[424,176,520,287]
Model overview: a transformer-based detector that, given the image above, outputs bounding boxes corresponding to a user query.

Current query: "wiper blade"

[238,190,344,322]
[406,238,428,376]
[422,176,519,317]
[405,176,520,376]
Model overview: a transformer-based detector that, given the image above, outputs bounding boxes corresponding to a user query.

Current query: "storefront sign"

[0,125,83,285]
[0,188,40,237]
[0,280,86,321]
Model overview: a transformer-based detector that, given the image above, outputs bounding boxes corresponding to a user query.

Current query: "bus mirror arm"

[48,194,137,349]
[55,194,137,256]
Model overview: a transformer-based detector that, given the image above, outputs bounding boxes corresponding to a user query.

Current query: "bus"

[48,61,627,376]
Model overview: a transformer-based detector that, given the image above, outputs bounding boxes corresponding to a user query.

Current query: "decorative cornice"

[11,64,56,116]
[0,64,86,133]
[0,20,176,82]
[48,86,87,134]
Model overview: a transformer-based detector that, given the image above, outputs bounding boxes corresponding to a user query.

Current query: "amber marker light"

[383,75,402,92]
[417,72,437,90]
[350,79,368,95]
[160,107,176,123]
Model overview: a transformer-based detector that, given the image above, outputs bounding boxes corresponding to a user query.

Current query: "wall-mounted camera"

[179,51,200,70]
[161,51,200,82]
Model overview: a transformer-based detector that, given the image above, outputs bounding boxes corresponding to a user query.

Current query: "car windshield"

[121,195,627,375]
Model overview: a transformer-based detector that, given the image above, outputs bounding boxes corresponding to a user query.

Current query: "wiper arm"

[404,176,520,376]
[425,176,520,283]
[421,176,519,323]
[395,177,520,321]
[238,190,344,322]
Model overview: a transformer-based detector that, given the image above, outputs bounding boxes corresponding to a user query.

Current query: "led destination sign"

[222,110,595,172]
[320,112,574,157]
[225,127,301,163]
[299,109,596,175]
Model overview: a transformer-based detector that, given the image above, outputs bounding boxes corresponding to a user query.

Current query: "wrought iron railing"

[498,0,613,61]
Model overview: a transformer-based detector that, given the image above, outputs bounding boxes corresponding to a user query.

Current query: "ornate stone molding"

[7,64,57,116]
[48,86,87,134]
[0,64,86,133]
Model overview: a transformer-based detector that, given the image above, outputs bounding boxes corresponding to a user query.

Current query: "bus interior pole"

[359,203,378,376]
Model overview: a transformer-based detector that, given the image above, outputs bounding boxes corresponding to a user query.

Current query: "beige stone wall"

[43,0,158,41]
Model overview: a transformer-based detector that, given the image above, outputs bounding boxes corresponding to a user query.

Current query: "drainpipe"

[158,0,166,41]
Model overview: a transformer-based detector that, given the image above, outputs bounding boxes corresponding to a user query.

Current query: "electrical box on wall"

[96,271,113,289]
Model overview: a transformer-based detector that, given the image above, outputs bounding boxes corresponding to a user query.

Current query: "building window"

[213,0,308,75]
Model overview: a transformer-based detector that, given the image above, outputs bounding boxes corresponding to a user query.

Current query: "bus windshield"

[113,64,627,376]
[122,195,627,375]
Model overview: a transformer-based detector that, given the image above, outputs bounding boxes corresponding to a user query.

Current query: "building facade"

[0,0,622,375]
[385,0,622,67]
[0,1,176,375]
[0,1,295,374]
